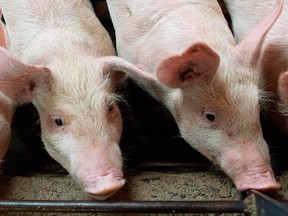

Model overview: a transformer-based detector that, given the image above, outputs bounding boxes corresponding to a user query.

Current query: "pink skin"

[0,44,49,162]
[0,9,6,48]
[70,143,125,200]
[220,141,279,191]
[106,0,283,192]
[0,20,10,162]
[224,0,288,133]
[279,72,288,103]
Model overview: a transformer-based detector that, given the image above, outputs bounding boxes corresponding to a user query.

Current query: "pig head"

[106,0,283,191]
[0,0,155,199]
[32,56,153,200]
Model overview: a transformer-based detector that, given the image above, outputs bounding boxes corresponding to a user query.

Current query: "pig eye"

[54,118,64,126]
[205,112,217,122]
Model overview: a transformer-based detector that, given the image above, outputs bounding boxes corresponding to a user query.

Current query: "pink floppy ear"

[100,55,158,84]
[156,42,220,88]
[278,71,288,103]
[0,47,51,104]
[0,9,6,48]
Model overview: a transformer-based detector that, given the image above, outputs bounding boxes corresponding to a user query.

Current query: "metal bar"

[0,200,246,213]
[250,190,288,216]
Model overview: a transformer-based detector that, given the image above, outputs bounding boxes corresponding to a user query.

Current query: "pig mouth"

[82,172,126,200]
[233,170,280,192]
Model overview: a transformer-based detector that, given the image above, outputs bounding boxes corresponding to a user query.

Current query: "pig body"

[224,0,288,133]
[106,0,282,191]
[0,0,153,199]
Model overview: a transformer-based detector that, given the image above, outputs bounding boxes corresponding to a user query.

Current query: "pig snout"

[70,144,125,200]
[220,142,280,191]
[83,172,125,199]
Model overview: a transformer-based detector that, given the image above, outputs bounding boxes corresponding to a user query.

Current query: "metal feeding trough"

[1,179,288,215]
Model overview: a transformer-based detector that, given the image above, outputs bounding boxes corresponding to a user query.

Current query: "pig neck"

[2,0,115,65]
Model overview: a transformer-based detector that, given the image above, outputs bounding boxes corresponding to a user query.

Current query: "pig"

[0,47,50,165]
[0,14,10,163]
[0,0,155,200]
[106,0,283,191]
[224,0,288,134]
[0,15,48,165]
[0,11,11,164]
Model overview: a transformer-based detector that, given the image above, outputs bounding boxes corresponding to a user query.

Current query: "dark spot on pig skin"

[17,81,36,99]
[179,62,201,82]
[29,81,36,91]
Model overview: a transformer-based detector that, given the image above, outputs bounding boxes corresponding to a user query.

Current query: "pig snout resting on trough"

[0,0,154,199]
[106,0,283,191]
[224,0,288,133]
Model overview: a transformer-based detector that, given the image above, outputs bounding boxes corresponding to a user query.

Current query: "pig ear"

[236,0,283,67]
[100,56,158,83]
[0,9,6,48]
[0,47,51,104]
[278,71,288,103]
[156,43,220,88]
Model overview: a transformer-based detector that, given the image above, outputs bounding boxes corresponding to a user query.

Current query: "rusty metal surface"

[0,200,246,214]
[2,191,288,214]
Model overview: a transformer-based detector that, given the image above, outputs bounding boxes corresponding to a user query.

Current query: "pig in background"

[0,0,157,200]
[224,0,288,135]
[0,11,43,167]
[106,0,283,191]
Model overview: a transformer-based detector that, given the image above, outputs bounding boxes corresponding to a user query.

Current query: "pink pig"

[0,47,50,164]
[0,14,49,164]
[0,0,154,199]
[0,10,13,162]
[106,0,283,191]
[224,0,288,133]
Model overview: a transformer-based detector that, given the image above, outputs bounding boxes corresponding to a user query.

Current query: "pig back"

[107,0,232,75]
